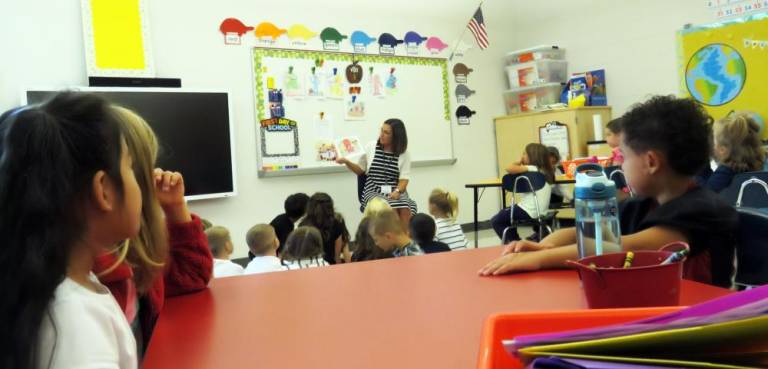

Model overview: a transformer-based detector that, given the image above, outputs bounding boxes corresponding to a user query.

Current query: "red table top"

[143,246,731,369]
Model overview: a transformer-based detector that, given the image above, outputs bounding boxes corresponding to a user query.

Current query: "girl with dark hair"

[337,118,417,232]
[299,193,350,264]
[0,92,142,369]
[490,143,555,243]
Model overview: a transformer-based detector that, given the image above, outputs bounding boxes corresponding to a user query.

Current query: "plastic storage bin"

[506,59,568,88]
[503,83,564,114]
[476,307,682,369]
[505,45,565,65]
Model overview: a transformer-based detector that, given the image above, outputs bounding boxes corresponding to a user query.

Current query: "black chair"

[357,173,368,212]
[501,172,558,243]
[719,171,768,208]
[605,165,634,197]
[735,207,768,289]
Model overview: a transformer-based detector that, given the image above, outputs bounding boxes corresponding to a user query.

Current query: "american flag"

[467,6,489,49]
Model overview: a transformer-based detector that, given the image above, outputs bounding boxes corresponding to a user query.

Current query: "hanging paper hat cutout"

[455,84,476,103]
[453,63,474,83]
[454,41,475,57]
[320,27,348,43]
[456,105,476,125]
[426,37,449,53]
[255,22,286,40]
[287,24,317,42]
[219,18,253,36]
[378,33,404,48]
[404,31,428,46]
[350,31,377,47]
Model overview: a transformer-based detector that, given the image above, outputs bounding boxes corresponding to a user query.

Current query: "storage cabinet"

[494,107,612,176]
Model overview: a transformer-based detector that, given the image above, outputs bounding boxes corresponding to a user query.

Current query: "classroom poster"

[81,0,154,77]
[678,13,768,138]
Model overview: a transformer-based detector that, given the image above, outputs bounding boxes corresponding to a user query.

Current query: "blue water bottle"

[574,164,622,259]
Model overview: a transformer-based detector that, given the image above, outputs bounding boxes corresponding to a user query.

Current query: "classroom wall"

[498,0,716,116]
[1,0,515,257]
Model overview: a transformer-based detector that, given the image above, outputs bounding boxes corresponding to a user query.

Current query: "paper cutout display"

[315,141,338,161]
[320,27,347,50]
[404,31,427,55]
[345,86,365,121]
[345,61,364,83]
[314,112,333,138]
[385,68,398,95]
[378,33,403,55]
[335,136,364,158]
[327,67,344,99]
[287,24,317,44]
[268,89,285,118]
[455,84,476,103]
[219,18,253,45]
[453,40,474,57]
[351,30,377,53]
[426,37,449,54]
[456,105,476,125]
[284,66,304,97]
[307,67,324,97]
[453,63,474,83]
[368,67,384,97]
[261,117,299,157]
[254,22,286,42]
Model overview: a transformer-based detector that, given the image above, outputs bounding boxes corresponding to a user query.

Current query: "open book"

[504,285,768,369]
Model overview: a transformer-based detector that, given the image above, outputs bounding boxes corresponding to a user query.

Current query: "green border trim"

[252,47,451,121]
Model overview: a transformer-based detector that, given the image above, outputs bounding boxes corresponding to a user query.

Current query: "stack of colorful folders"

[504,285,768,369]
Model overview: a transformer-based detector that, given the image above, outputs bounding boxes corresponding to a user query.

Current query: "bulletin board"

[678,13,768,138]
[252,47,454,177]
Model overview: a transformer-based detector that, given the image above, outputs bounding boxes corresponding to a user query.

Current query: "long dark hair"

[281,226,324,261]
[525,143,555,184]
[300,193,336,241]
[383,118,408,155]
[0,92,126,369]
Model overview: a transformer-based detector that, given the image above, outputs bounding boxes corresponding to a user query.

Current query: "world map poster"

[678,13,768,138]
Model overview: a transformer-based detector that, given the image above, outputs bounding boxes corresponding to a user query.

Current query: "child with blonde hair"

[206,226,244,278]
[428,189,468,250]
[701,112,765,192]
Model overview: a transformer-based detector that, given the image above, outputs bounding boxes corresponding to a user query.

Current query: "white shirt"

[356,141,412,180]
[281,257,329,270]
[244,256,284,275]
[434,217,469,250]
[38,273,137,369]
[516,165,552,218]
[213,259,244,278]
[552,167,573,202]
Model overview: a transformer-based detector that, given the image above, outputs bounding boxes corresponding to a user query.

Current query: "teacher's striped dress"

[362,144,417,214]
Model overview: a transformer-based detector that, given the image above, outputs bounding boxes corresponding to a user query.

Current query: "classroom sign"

[678,13,768,138]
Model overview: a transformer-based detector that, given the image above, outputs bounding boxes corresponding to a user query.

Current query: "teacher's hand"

[335,157,349,165]
[388,191,401,200]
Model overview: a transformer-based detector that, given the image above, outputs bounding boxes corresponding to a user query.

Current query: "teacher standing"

[337,118,417,229]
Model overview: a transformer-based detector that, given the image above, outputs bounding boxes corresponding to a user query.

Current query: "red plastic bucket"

[565,242,688,309]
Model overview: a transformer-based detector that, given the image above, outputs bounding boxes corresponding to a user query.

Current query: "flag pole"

[448,0,485,62]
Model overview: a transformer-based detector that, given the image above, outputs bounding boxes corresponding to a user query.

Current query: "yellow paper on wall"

[90,0,146,70]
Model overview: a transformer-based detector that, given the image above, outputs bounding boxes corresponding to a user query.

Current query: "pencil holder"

[566,242,689,309]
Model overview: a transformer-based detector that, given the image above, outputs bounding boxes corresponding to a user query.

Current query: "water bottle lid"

[575,169,616,199]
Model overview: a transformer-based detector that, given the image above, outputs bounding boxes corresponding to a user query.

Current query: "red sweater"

[94,214,213,342]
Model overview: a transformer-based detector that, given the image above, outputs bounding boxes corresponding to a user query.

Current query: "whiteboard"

[252,47,454,177]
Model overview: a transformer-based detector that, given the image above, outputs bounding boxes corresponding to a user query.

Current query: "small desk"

[465,176,576,247]
[143,247,730,369]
